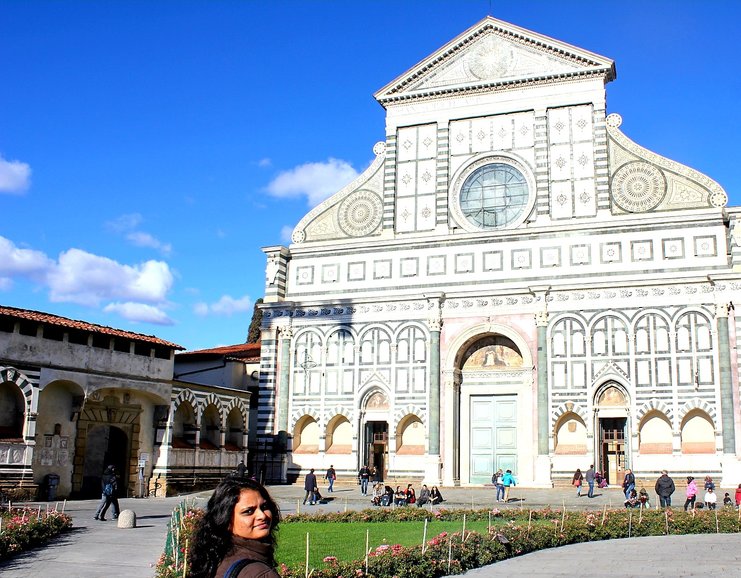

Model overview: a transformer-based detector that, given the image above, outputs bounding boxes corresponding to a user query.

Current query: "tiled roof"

[0,305,183,349]
[177,342,261,361]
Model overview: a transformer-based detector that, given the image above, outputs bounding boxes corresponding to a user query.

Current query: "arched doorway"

[594,382,629,486]
[81,425,129,497]
[360,390,389,480]
[458,334,525,484]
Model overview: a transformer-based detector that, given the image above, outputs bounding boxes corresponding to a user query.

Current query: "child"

[723,492,733,507]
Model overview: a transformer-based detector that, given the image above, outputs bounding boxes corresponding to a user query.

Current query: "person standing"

[236,460,247,478]
[655,470,675,508]
[502,469,516,502]
[492,469,505,502]
[572,468,584,497]
[358,464,370,496]
[622,468,635,499]
[303,468,317,505]
[585,465,596,498]
[94,464,120,521]
[324,465,336,493]
[684,476,698,511]
[735,483,741,508]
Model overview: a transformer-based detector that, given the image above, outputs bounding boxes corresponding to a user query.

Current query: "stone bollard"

[117,509,137,529]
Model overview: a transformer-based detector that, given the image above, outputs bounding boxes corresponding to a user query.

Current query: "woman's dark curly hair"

[187,477,281,578]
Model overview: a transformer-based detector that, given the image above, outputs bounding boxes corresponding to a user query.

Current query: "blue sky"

[1,1,739,351]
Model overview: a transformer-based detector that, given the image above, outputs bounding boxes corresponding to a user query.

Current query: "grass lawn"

[275,519,493,567]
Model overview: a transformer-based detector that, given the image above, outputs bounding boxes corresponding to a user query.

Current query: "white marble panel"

[397,163,416,196]
[548,107,570,144]
[492,116,512,150]
[550,180,573,220]
[572,142,594,179]
[416,195,436,231]
[418,124,437,159]
[417,159,437,194]
[471,118,491,153]
[550,144,571,180]
[513,112,535,149]
[574,179,596,217]
[571,105,593,141]
[449,120,470,155]
[396,197,416,233]
[397,126,418,162]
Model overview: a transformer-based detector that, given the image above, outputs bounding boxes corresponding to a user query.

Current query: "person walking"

[236,460,247,478]
[358,465,370,496]
[735,484,741,508]
[585,465,596,498]
[684,476,698,511]
[622,468,635,499]
[655,470,675,508]
[502,469,516,502]
[572,468,584,497]
[324,465,336,493]
[303,468,317,505]
[94,464,120,521]
[188,477,281,578]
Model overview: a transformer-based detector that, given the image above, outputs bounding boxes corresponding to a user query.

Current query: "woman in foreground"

[188,477,281,578]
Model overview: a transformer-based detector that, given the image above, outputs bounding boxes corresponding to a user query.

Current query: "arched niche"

[554,412,587,455]
[395,414,425,455]
[293,415,319,454]
[325,415,352,454]
[680,410,715,454]
[639,410,672,454]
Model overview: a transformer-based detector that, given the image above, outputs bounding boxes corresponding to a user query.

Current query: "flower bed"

[156,505,741,578]
[0,508,73,561]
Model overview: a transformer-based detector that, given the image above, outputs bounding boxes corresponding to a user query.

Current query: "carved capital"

[278,325,293,340]
[535,310,549,327]
[715,302,731,318]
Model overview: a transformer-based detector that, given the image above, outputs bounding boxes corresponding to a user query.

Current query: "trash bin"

[45,473,60,501]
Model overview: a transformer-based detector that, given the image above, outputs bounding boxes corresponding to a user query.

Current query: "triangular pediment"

[375,16,615,106]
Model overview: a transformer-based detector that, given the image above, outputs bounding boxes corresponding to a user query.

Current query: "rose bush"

[158,505,741,578]
[0,509,72,561]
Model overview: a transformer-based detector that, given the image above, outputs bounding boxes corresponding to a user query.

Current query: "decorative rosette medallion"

[611,161,666,213]
[338,191,383,237]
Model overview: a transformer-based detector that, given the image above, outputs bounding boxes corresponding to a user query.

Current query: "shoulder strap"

[224,559,256,578]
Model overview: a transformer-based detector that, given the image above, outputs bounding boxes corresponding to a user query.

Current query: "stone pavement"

[0,484,739,577]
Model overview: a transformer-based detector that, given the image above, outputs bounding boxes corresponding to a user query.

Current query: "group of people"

[571,465,608,498]
[491,469,517,502]
[681,474,740,511]
[635,470,741,510]
[370,482,443,507]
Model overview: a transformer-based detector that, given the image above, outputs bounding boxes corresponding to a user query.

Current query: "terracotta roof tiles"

[0,305,183,349]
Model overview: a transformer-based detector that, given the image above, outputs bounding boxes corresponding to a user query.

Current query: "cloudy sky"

[1,0,739,351]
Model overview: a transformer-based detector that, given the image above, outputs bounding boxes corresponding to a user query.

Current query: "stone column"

[536,309,549,455]
[715,303,736,453]
[277,325,293,434]
[424,293,444,484]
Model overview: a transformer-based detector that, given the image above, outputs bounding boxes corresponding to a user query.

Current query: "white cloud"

[106,213,143,233]
[258,158,272,168]
[126,231,172,255]
[48,248,174,307]
[280,225,294,243]
[0,236,55,280]
[103,302,174,325]
[194,294,252,317]
[0,155,31,194]
[266,158,359,207]
[106,213,171,255]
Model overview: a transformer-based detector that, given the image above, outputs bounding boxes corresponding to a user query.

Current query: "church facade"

[259,17,741,487]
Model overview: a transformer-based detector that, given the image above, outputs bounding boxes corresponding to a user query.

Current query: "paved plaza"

[0,484,739,577]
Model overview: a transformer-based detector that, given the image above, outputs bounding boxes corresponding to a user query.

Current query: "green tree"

[247,297,264,343]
